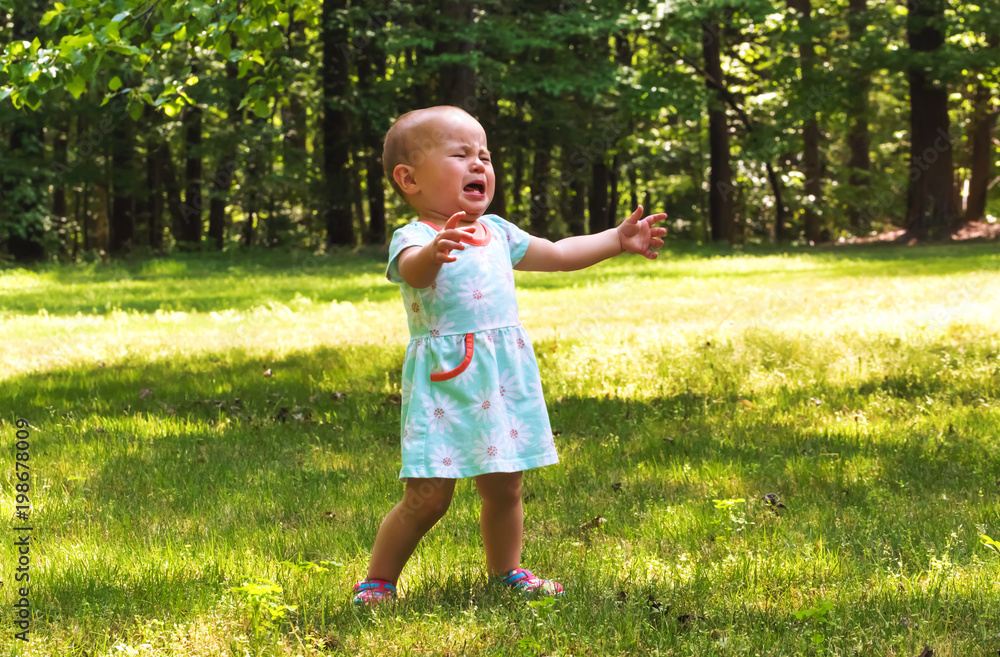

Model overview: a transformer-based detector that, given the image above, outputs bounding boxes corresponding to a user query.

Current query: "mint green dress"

[386,215,559,480]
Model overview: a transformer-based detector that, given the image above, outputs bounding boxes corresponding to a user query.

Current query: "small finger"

[445,211,467,231]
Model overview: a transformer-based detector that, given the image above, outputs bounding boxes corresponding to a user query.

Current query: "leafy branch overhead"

[1,0,297,117]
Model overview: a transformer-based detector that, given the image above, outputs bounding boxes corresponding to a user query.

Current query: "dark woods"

[0,0,998,261]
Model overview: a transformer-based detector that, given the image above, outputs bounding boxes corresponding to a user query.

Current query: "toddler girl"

[352,105,667,604]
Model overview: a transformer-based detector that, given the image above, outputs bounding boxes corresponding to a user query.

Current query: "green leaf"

[216,33,231,58]
[112,11,130,22]
[185,76,199,86]
[66,75,86,99]
[129,101,143,121]
[175,25,187,41]
[251,99,270,119]
[109,76,122,91]
[0,88,12,103]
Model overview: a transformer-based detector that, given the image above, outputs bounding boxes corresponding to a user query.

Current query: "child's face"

[402,113,494,221]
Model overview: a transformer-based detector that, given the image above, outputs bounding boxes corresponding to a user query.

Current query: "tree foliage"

[1,0,999,260]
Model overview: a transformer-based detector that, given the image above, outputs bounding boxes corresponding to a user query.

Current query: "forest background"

[0,0,999,261]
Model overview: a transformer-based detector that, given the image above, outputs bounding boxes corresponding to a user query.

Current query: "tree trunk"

[703,18,734,243]
[110,112,135,254]
[146,141,165,252]
[53,121,69,254]
[609,152,621,229]
[161,141,186,242]
[322,0,355,247]
[2,6,46,261]
[787,0,823,242]
[569,179,587,235]
[512,141,525,220]
[529,143,552,235]
[179,104,204,245]
[481,95,506,218]
[905,0,958,238]
[965,33,999,224]
[589,156,610,234]
[438,0,476,109]
[357,20,386,245]
[846,0,872,231]
[209,60,242,250]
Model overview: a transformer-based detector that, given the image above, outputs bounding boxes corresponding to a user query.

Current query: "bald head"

[383,106,480,199]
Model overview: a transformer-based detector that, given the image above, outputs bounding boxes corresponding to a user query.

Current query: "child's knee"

[399,480,453,527]
[477,472,522,506]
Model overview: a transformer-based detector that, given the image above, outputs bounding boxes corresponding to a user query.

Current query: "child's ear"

[394,164,418,196]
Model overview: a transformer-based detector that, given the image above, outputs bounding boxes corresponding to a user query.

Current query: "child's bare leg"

[474,471,523,576]
[366,477,456,583]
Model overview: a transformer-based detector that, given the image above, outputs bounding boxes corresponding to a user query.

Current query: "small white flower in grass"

[429,444,464,477]
[470,430,508,468]
[425,391,461,434]
[472,387,500,423]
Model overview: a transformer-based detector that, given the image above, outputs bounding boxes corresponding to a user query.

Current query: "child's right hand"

[431,211,477,264]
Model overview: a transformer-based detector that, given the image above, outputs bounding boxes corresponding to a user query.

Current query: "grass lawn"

[1,242,999,656]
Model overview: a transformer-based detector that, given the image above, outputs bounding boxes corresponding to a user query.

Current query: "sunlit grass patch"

[1,244,1000,655]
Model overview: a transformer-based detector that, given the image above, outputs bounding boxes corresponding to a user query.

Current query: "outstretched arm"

[397,211,476,288]
[514,206,668,272]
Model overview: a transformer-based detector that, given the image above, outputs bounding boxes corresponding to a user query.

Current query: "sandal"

[494,568,564,597]
[352,578,397,605]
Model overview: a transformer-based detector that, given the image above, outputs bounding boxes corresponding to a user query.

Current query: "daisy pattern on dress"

[425,276,452,304]
[457,275,491,318]
[469,429,508,469]
[424,391,461,434]
[401,375,414,408]
[507,415,532,454]
[401,416,418,451]
[513,333,535,366]
[497,368,525,411]
[520,375,546,411]
[429,444,465,478]
[407,337,429,366]
[425,312,456,338]
[472,387,500,424]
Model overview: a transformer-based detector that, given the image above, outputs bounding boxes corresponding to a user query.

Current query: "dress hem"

[398,452,559,481]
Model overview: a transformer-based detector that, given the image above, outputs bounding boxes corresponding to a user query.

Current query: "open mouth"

[463,182,485,194]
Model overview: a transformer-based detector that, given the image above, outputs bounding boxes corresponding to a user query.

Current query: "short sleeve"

[483,215,532,266]
[386,223,434,284]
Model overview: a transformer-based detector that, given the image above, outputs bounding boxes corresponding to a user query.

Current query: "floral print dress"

[386,214,558,480]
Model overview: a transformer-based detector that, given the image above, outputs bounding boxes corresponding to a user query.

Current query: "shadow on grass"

[4,342,998,639]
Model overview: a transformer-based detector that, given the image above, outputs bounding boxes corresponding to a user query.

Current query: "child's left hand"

[618,206,668,259]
